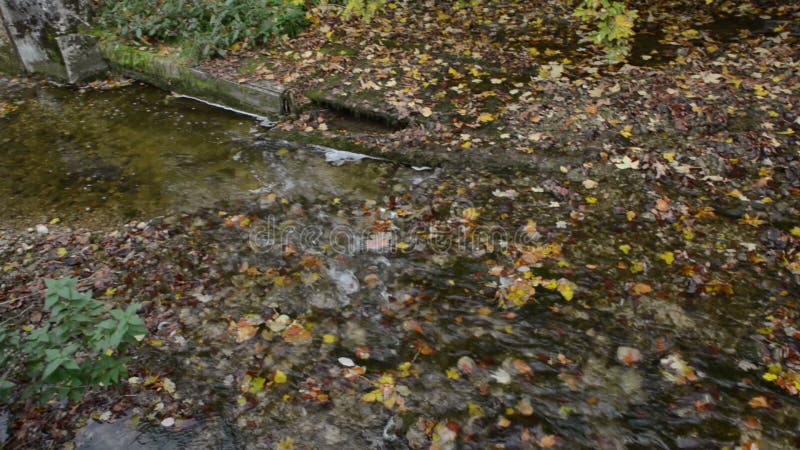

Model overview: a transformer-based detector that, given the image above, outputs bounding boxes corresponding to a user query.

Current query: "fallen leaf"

[632,283,652,295]
[659,252,675,265]
[748,396,769,409]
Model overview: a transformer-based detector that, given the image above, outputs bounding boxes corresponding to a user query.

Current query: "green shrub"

[340,0,386,23]
[0,278,147,404]
[574,0,638,63]
[101,0,309,58]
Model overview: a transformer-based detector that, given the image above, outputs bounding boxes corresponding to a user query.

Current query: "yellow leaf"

[505,282,535,306]
[361,389,382,402]
[790,227,800,238]
[468,403,485,418]
[277,437,296,450]
[462,208,480,222]
[478,112,496,123]
[557,282,574,301]
[274,370,288,384]
[420,106,433,117]
[250,376,266,393]
[396,242,411,251]
[619,125,633,138]
[378,374,395,386]
[446,368,460,380]
[663,152,676,163]
[448,67,463,79]
[739,214,765,228]
[763,373,777,382]
[659,252,675,265]
[753,85,769,97]
[322,334,337,344]
[681,29,700,39]
[614,14,633,30]
[586,196,597,204]
[57,247,68,257]
[382,394,397,409]
[725,189,747,200]
[619,244,631,255]
[705,281,733,296]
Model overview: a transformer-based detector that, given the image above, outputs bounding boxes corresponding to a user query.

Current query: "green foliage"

[574,0,638,63]
[0,278,147,405]
[101,0,309,58]
[340,0,386,23]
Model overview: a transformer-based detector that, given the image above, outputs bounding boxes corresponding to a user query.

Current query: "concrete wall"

[0,0,106,81]
[0,8,23,74]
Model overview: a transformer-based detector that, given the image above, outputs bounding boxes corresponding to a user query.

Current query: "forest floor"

[197,1,800,171]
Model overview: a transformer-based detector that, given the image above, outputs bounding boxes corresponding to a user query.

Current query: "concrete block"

[0,14,23,74]
[56,34,107,83]
[100,41,291,117]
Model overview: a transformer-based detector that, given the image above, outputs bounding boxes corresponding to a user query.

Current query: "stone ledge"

[99,41,291,117]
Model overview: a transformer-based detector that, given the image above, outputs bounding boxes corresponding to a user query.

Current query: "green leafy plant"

[340,0,386,23]
[0,278,147,404]
[574,0,638,63]
[102,0,309,58]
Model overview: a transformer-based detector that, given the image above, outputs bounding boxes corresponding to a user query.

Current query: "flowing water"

[1,79,799,449]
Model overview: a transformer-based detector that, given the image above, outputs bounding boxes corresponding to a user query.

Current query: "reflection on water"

[0,82,412,228]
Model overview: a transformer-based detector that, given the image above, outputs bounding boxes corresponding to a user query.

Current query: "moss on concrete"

[99,40,290,116]
[0,19,23,75]
[0,45,23,75]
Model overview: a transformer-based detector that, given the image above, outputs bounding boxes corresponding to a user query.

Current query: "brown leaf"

[282,322,312,345]
[748,396,769,409]
[540,435,557,448]
[632,283,653,295]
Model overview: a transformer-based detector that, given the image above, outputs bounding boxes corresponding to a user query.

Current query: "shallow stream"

[1,79,799,449]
